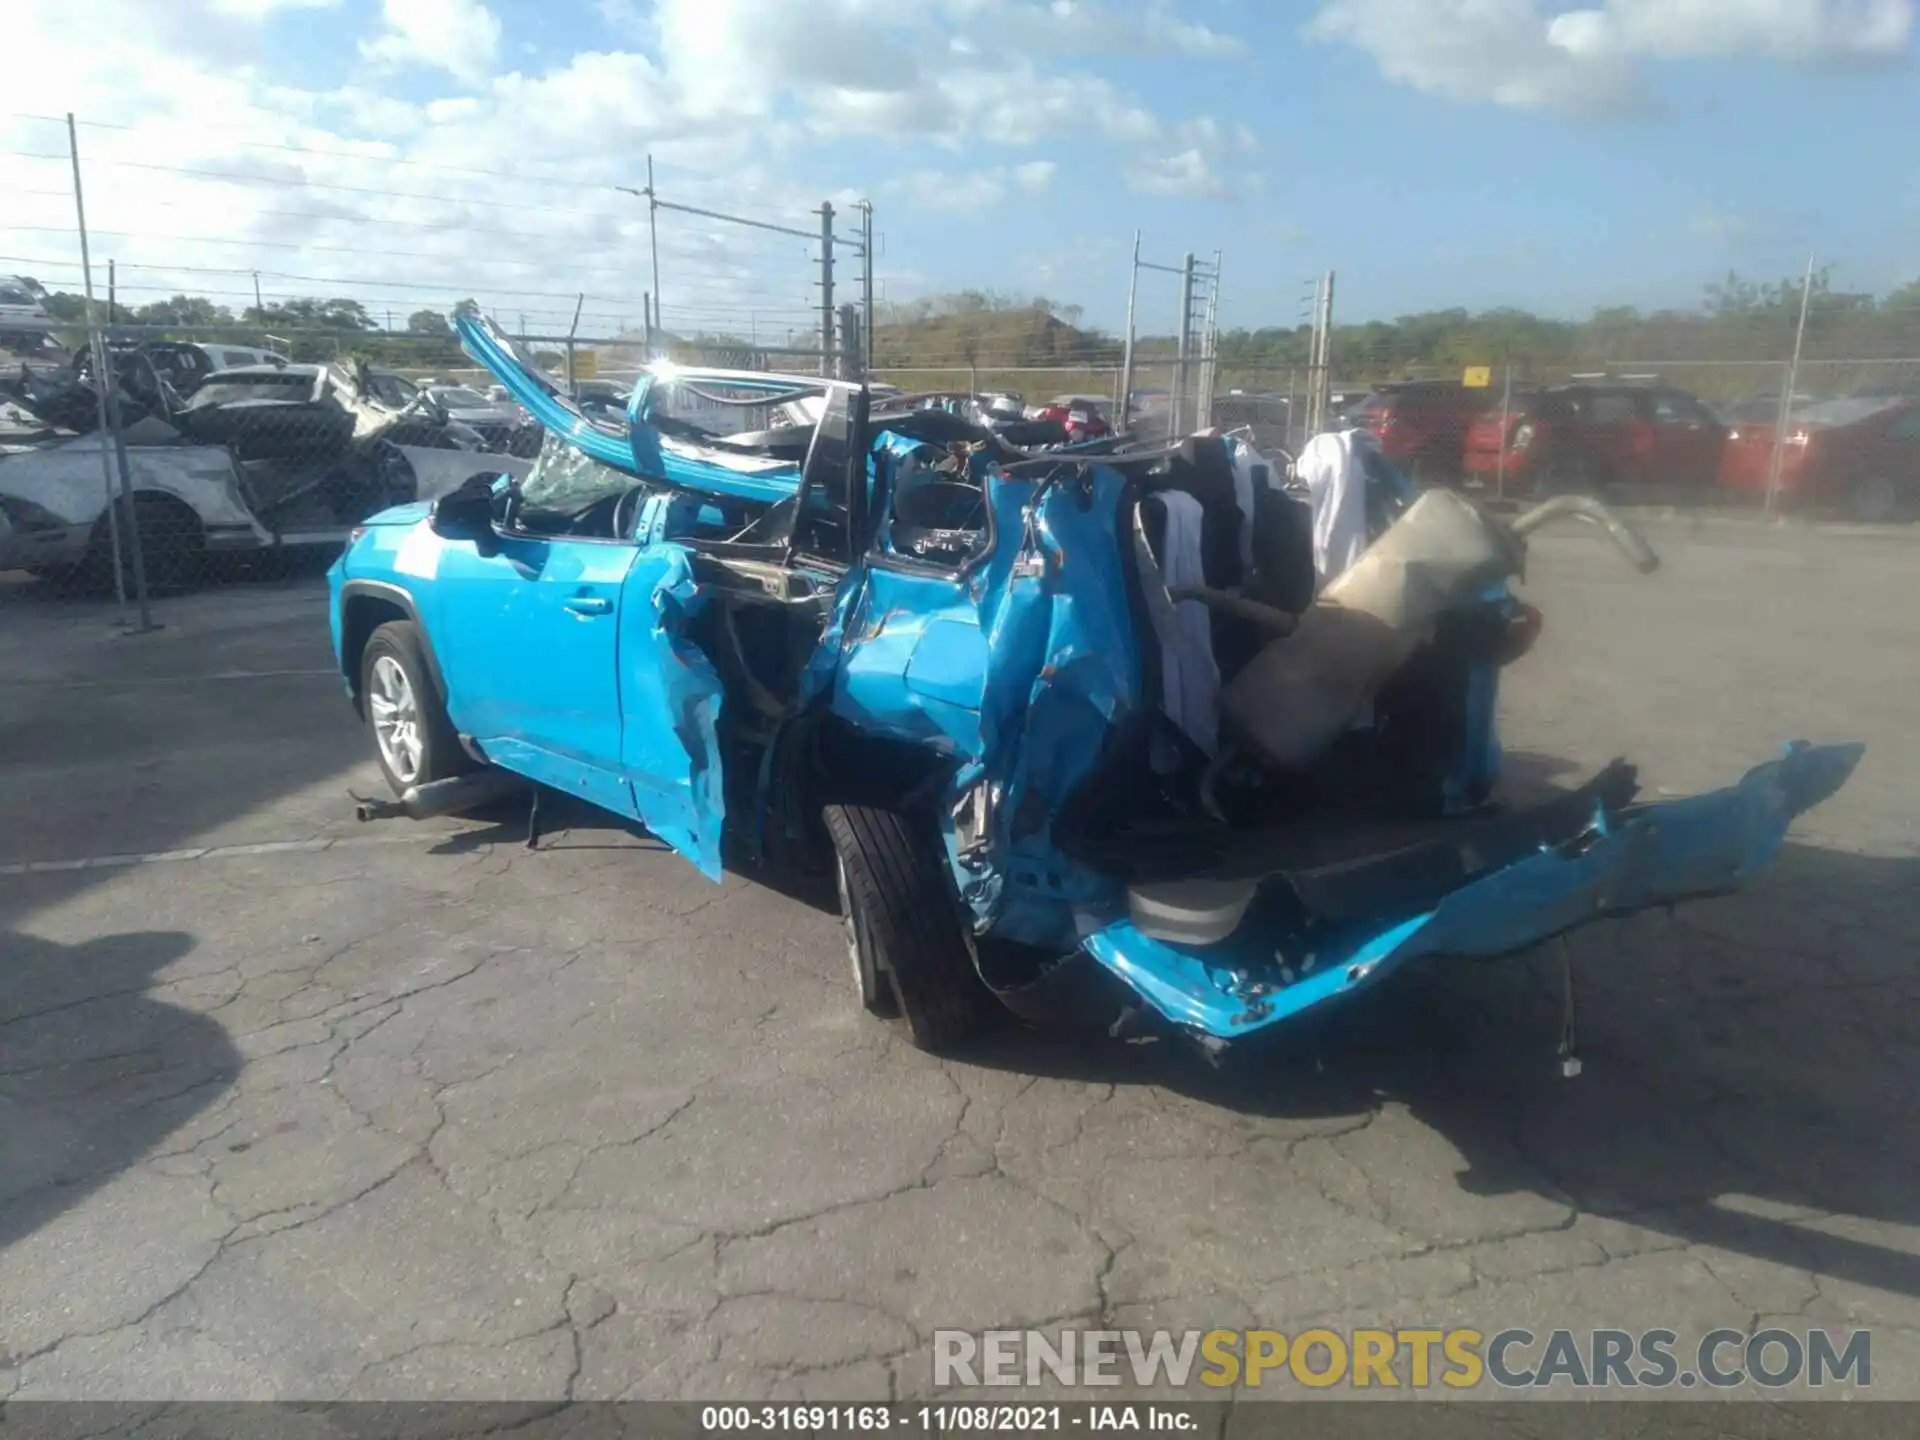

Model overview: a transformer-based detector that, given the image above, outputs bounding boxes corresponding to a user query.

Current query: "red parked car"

[1037,394,1115,444]
[1718,395,1920,522]
[1463,384,1726,496]
[1357,381,1493,483]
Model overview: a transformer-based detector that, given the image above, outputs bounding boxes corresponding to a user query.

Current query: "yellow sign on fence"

[572,349,599,379]
[1462,366,1492,388]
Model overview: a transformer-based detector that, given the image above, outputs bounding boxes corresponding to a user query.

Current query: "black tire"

[823,804,990,1052]
[359,620,470,796]
[835,848,900,1020]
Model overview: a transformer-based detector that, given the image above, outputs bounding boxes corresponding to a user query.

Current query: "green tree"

[407,308,451,335]
[132,295,234,327]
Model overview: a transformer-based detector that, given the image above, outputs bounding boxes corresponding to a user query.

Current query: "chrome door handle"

[562,595,613,616]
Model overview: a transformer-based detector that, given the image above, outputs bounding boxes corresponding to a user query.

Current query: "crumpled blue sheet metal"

[456,314,802,505]
[616,544,728,881]
[1083,741,1865,1041]
[820,461,1141,948]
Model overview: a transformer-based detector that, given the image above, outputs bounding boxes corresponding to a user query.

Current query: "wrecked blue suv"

[327,314,1860,1059]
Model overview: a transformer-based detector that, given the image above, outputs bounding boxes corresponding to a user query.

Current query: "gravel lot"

[2,518,1916,1405]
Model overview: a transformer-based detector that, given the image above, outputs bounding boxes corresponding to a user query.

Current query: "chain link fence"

[1,110,875,617]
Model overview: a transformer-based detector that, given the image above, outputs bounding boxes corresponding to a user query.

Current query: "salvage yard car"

[1,352,531,588]
[0,276,54,353]
[1463,383,1727,496]
[327,313,1861,1061]
[0,431,268,588]
[1718,394,1920,522]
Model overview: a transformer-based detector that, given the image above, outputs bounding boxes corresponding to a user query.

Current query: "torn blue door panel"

[616,544,728,881]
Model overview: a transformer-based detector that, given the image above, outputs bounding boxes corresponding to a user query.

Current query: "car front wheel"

[823,804,990,1052]
[360,620,469,795]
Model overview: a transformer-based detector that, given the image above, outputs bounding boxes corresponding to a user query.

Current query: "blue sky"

[5,0,1916,336]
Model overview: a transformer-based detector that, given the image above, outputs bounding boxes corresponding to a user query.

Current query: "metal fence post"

[1495,354,1514,502]
[1320,270,1337,434]
[838,304,862,381]
[1118,230,1140,431]
[1199,251,1221,431]
[819,201,836,379]
[1174,252,1195,437]
[1286,366,1299,453]
[1764,253,1815,518]
[67,112,154,631]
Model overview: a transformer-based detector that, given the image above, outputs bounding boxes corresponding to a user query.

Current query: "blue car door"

[432,531,639,821]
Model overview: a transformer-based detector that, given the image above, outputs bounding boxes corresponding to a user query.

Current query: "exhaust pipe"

[355,770,526,823]
[1510,495,1661,574]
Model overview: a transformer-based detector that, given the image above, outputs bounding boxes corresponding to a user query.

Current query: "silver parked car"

[0,432,269,589]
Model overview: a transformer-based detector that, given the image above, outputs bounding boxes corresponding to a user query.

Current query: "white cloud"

[1555,0,1914,62]
[1012,160,1058,192]
[0,0,1244,338]
[1310,0,1915,117]
[1688,209,1759,244]
[1129,147,1228,199]
[1144,0,1248,57]
[888,160,1057,213]
[360,0,504,84]
[209,0,340,14]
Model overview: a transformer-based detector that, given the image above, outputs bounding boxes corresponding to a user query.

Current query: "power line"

[0,222,778,281]
[2,188,737,255]
[5,109,792,204]
[2,148,664,219]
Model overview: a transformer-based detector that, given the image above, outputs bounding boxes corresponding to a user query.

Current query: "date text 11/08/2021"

[700,1406,1193,1432]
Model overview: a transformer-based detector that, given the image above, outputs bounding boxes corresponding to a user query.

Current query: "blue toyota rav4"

[328,315,1860,1060]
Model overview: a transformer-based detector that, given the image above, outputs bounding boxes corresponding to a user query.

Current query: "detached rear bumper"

[1081,742,1862,1044]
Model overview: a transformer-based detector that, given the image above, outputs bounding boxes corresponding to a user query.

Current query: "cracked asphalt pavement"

[1,520,1916,1404]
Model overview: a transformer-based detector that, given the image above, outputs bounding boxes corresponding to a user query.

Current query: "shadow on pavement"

[955,753,1920,1302]
[0,928,239,1252]
[0,578,361,929]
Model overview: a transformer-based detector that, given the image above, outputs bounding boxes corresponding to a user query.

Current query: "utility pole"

[646,153,662,341]
[818,200,836,379]
[107,259,116,326]
[252,270,263,319]
[860,200,875,382]
[1765,253,1816,518]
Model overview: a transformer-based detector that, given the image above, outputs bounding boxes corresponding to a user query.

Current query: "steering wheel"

[611,485,645,541]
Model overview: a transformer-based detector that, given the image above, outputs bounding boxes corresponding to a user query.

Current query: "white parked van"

[0,277,54,350]
[193,342,288,373]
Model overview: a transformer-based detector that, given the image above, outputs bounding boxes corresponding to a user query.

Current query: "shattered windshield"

[517,430,639,517]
